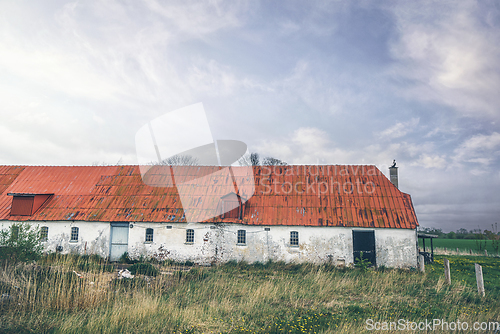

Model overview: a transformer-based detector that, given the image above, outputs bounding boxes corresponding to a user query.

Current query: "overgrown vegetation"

[0,223,43,263]
[0,254,499,333]
[353,251,371,272]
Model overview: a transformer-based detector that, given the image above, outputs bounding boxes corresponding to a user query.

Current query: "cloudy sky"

[1,0,499,232]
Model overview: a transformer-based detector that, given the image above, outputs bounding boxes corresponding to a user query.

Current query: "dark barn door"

[352,230,376,266]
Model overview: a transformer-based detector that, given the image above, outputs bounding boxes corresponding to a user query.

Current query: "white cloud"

[254,127,356,165]
[411,154,447,168]
[0,0,252,110]
[254,126,438,167]
[278,60,365,114]
[378,118,419,139]
[292,127,330,150]
[188,60,238,96]
[389,0,500,119]
[453,132,500,165]
[0,41,121,101]
[0,1,257,166]
[93,114,106,126]
[187,59,272,97]
[144,0,246,38]
[423,126,461,138]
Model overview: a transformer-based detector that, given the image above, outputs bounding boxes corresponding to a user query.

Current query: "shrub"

[354,251,371,272]
[0,223,43,263]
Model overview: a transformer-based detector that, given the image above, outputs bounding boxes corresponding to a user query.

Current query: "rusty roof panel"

[0,165,418,228]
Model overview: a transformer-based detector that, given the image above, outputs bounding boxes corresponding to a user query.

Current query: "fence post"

[418,255,425,273]
[484,250,488,257]
[469,249,472,255]
[456,248,459,254]
[444,258,451,285]
[475,263,485,297]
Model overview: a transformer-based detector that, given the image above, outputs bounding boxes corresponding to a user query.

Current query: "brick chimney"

[389,160,398,189]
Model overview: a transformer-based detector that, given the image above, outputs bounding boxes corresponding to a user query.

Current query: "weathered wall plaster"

[1,221,417,268]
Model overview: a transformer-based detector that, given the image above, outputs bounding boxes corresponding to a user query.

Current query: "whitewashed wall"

[127,223,417,268]
[1,220,417,268]
[0,221,110,258]
[127,222,216,264]
[375,228,418,268]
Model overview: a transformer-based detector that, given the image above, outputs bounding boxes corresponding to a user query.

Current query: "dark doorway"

[353,230,376,266]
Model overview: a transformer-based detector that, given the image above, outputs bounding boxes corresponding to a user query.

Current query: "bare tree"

[237,152,261,166]
[156,155,199,166]
[238,153,287,166]
[250,153,260,166]
[262,157,288,166]
[91,159,123,166]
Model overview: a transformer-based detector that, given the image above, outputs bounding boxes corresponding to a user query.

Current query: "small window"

[70,227,79,242]
[11,226,19,240]
[40,226,48,242]
[186,229,194,243]
[145,228,154,243]
[290,231,299,246]
[237,230,246,245]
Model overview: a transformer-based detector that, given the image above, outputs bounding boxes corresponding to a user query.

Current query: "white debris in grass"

[118,269,134,279]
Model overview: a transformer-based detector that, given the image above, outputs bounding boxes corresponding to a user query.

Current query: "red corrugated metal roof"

[0,165,418,228]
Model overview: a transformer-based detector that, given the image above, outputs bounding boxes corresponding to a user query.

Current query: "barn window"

[237,230,246,245]
[223,200,240,218]
[220,193,243,219]
[290,231,299,246]
[8,193,53,216]
[10,196,34,215]
[186,229,194,243]
[40,226,48,242]
[70,227,79,242]
[145,228,154,243]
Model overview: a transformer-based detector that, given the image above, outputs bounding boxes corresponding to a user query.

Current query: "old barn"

[0,164,418,267]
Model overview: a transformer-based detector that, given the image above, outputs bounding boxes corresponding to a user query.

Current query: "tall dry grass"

[0,258,498,333]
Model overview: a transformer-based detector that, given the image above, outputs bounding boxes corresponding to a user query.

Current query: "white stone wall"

[127,222,217,264]
[0,220,111,259]
[375,228,418,268]
[1,220,417,268]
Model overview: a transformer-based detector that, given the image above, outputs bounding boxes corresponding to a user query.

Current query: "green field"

[419,238,499,254]
[1,254,499,333]
[427,255,500,295]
